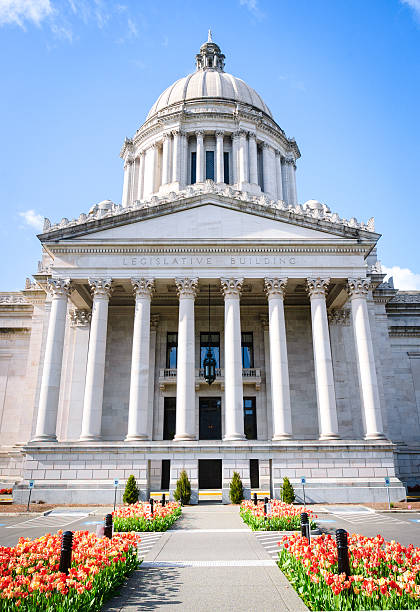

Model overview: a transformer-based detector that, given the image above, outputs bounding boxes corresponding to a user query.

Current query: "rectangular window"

[161,459,170,490]
[257,147,264,190]
[166,332,178,368]
[206,150,215,180]
[200,332,220,368]
[223,151,230,184]
[250,459,259,489]
[244,397,257,440]
[241,332,254,368]
[191,151,197,184]
[163,397,176,440]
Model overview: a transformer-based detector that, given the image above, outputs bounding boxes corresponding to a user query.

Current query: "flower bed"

[240,499,317,531]
[113,501,181,532]
[0,488,12,495]
[0,530,140,611]
[278,532,420,610]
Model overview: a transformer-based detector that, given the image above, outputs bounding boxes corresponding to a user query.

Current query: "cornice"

[38,184,380,245]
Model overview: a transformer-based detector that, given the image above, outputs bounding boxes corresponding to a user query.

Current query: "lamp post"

[203,284,216,386]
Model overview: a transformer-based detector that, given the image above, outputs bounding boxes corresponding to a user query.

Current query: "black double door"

[199,459,222,489]
[199,397,221,440]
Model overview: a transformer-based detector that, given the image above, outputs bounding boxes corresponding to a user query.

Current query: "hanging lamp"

[203,283,216,385]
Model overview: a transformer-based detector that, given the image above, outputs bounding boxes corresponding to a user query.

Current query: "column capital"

[131,278,155,297]
[138,150,145,157]
[264,277,288,299]
[47,278,72,298]
[195,130,204,138]
[88,278,113,299]
[215,130,224,138]
[262,142,271,150]
[283,154,295,165]
[238,129,248,138]
[151,314,160,329]
[220,277,244,297]
[175,277,199,298]
[306,277,330,298]
[69,308,91,327]
[232,130,241,141]
[275,149,282,157]
[347,277,370,299]
[248,130,256,139]
[171,129,181,137]
[162,131,171,141]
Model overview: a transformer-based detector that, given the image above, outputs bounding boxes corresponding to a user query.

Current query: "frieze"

[122,254,298,267]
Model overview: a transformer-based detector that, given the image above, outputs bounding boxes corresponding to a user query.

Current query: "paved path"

[103,504,307,612]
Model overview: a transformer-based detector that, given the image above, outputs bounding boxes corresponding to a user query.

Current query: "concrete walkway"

[104,504,308,611]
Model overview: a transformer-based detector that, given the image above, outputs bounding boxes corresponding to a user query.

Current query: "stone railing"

[158,366,261,391]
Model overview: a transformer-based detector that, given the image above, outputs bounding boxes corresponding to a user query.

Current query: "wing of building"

[1,36,419,504]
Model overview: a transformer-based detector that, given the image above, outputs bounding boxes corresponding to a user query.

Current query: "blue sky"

[1,0,419,290]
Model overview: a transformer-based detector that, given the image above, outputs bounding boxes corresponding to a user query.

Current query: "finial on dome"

[195,33,225,72]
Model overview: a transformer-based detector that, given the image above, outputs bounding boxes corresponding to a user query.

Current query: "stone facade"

[2,38,420,503]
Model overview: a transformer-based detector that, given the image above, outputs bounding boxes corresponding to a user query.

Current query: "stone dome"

[147,71,272,119]
[147,33,272,119]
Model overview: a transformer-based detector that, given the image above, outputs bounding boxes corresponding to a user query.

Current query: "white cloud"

[0,0,53,27]
[19,209,44,231]
[383,265,420,290]
[400,0,420,21]
[239,0,263,19]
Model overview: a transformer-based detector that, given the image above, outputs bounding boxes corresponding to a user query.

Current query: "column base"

[365,433,387,440]
[31,435,57,443]
[173,434,196,441]
[79,435,102,442]
[272,434,293,441]
[319,433,340,440]
[223,434,246,441]
[125,435,149,442]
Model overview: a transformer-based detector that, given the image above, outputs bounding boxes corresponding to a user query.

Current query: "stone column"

[148,314,159,439]
[174,278,198,440]
[80,279,112,441]
[196,131,204,183]
[122,159,133,208]
[264,278,292,439]
[180,131,188,188]
[238,130,249,184]
[232,131,240,185]
[137,151,145,201]
[290,159,298,205]
[347,278,385,439]
[275,151,283,200]
[126,278,155,441]
[161,133,171,186]
[262,143,276,198]
[248,131,258,185]
[215,131,224,183]
[283,156,296,205]
[172,130,181,184]
[34,278,72,441]
[221,278,245,440]
[306,278,340,439]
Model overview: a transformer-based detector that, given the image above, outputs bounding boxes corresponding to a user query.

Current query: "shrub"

[281,476,295,504]
[229,471,244,504]
[173,470,191,505]
[123,474,139,505]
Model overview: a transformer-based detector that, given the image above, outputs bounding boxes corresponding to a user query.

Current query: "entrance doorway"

[199,397,221,439]
[199,459,222,489]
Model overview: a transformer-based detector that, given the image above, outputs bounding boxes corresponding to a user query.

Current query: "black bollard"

[253,492,258,506]
[150,498,154,515]
[104,513,113,539]
[300,512,311,543]
[59,531,73,575]
[336,529,351,578]
[161,493,166,507]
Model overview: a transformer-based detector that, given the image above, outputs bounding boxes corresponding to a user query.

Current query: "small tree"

[282,476,295,504]
[123,474,139,505]
[229,471,244,504]
[173,470,191,505]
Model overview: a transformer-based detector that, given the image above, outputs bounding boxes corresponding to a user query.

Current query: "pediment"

[40,195,379,248]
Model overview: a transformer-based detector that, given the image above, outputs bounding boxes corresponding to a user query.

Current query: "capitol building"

[1,36,420,504]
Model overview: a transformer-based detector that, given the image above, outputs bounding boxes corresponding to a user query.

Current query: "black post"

[26,488,32,512]
[59,531,73,575]
[300,512,310,543]
[113,486,117,512]
[336,529,351,578]
[104,513,113,539]
[150,498,154,515]
[161,493,166,507]
[253,492,258,506]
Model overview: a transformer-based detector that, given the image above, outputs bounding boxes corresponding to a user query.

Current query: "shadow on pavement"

[103,566,182,611]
